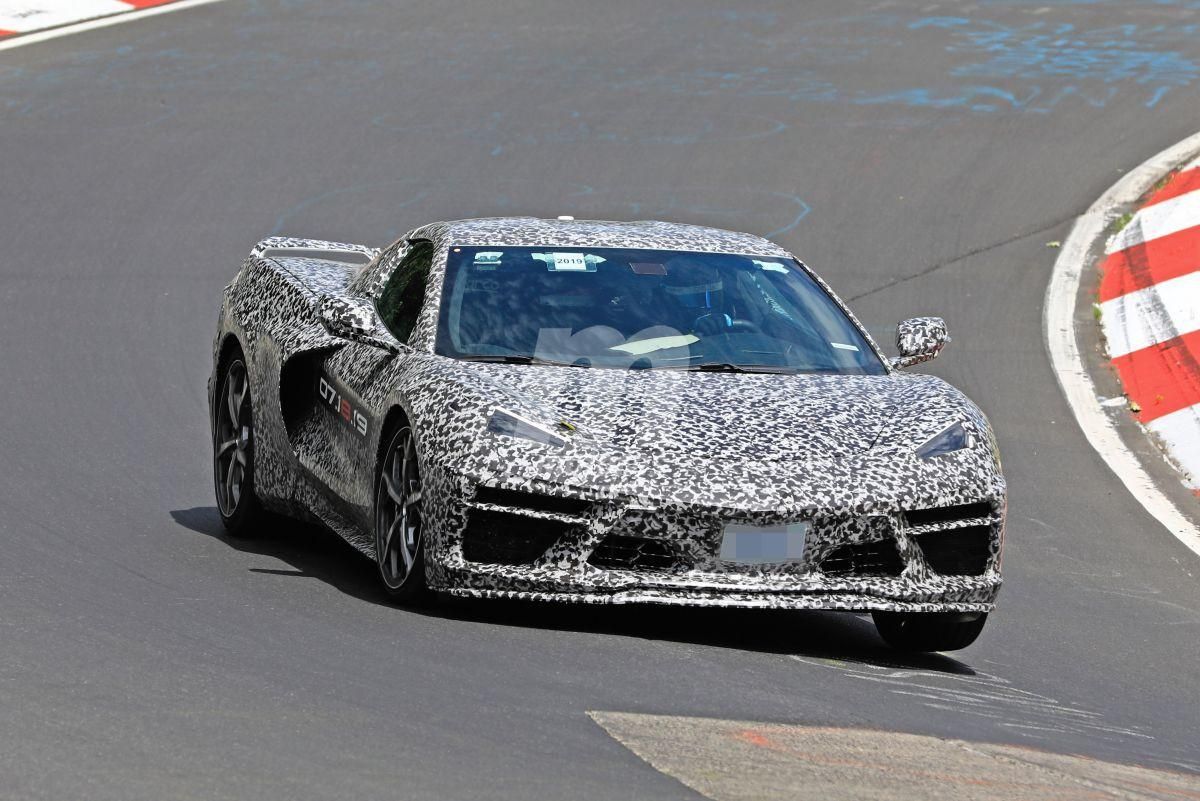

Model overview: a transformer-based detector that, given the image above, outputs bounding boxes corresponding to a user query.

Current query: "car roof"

[408,217,794,259]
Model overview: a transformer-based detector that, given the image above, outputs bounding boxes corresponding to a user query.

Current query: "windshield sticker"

[610,334,699,356]
[753,260,790,274]
[472,251,503,270]
[630,262,667,276]
[830,342,860,351]
[533,252,604,272]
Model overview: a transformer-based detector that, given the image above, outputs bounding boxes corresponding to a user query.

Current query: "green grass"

[1152,171,1176,193]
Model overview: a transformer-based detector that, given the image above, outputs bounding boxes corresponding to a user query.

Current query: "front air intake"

[819,540,904,577]
[461,510,574,565]
[914,526,993,576]
[588,536,679,570]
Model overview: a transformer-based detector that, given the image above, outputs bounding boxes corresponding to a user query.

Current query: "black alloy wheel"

[374,424,428,601]
[214,356,262,536]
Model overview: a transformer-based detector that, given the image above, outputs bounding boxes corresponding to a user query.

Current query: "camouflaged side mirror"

[891,316,949,369]
[317,295,401,354]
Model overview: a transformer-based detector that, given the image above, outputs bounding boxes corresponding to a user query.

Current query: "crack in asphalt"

[847,210,1084,302]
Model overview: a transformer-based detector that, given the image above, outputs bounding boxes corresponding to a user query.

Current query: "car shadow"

[171,505,976,676]
[171,505,387,605]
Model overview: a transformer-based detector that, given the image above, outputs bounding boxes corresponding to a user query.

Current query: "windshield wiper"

[683,362,795,374]
[458,354,591,368]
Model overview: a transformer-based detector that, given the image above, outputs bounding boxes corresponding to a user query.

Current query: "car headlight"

[916,421,975,460]
[487,408,568,448]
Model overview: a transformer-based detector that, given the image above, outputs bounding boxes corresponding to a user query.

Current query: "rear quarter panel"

[212,255,353,513]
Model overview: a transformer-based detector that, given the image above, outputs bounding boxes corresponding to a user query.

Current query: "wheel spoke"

[226,372,240,424]
[383,515,402,556]
[383,469,404,506]
[399,440,409,490]
[400,530,415,571]
[234,448,247,468]
[235,375,249,420]
[217,438,237,458]
[405,488,422,509]
[226,461,238,506]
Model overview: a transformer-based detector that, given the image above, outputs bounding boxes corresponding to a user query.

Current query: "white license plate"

[719,522,809,564]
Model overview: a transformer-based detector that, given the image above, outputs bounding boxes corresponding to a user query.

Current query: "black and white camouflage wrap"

[894,316,951,369]
[209,217,1006,612]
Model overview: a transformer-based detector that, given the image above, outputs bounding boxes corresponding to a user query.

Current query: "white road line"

[1044,131,1200,560]
[1147,406,1200,488]
[0,0,225,52]
[1099,270,1200,358]
[1107,188,1200,253]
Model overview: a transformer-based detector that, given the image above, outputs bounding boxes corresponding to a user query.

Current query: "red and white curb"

[1045,132,1200,559]
[0,0,221,49]
[0,1,173,37]
[1100,156,1200,490]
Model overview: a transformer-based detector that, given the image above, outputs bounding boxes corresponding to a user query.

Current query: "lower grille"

[589,536,679,570]
[915,526,992,576]
[819,540,904,577]
[461,509,572,565]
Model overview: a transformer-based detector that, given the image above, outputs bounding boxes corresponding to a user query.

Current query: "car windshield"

[435,246,886,374]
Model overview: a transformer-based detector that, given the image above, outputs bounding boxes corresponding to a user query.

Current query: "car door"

[314,240,435,517]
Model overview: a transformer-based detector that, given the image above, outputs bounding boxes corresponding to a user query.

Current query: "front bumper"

[422,463,1006,613]
[444,586,997,613]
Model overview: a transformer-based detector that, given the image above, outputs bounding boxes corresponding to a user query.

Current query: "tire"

[871,611,987,652]
[213,353,265,537]
[374,422,429,602]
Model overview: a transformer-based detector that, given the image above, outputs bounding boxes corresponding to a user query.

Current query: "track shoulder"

[1044,132,1200,558]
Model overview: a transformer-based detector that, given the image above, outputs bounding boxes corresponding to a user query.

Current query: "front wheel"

[214,355,264,537]
[374,424,429,602]
[872,611,987,652]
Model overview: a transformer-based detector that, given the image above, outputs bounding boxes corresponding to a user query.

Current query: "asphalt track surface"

[1,1,1199,798]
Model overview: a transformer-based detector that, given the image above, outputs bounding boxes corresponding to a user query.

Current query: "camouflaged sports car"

[209,217,1006,651]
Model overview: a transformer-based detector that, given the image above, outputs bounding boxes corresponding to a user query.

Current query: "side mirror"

[891,316,949,369]
[318,295,401,354]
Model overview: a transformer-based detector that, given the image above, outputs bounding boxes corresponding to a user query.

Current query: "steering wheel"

[726,319,762,335]
[694,314,763,336]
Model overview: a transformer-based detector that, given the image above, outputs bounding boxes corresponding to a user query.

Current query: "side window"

[376,240,434,344]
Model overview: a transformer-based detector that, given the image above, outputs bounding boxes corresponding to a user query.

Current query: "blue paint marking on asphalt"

[603,11,1200,115]
[907,17,1200,110]
[2,5,1197,129]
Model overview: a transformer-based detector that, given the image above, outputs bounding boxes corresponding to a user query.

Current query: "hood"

[456,363,931,464]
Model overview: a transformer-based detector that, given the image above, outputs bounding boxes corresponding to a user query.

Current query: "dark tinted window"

[377,240,433,344]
